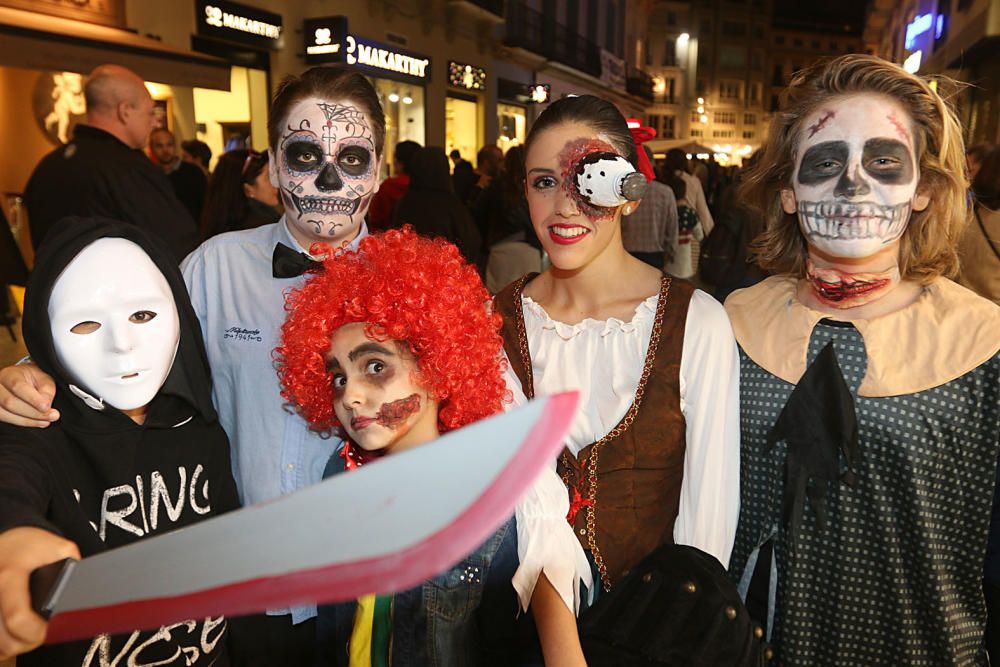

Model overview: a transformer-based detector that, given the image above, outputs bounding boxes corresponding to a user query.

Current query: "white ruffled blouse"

[509,288,741,614]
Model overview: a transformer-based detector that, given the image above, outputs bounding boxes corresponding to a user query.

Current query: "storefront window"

[497,103,526,154]
[373,78,425,178]
[193,66,269,168]
[446,94,479,166]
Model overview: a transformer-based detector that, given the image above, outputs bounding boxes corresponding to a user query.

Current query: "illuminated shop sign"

[498,78,550,104]
[302,17,430,84]
[304,16,347,62]
[196,0,282,49]
[904,13,933,50]
[448,61,486,91]
[346,35,430,82]
[530,84,550,103]
[903,50,922,73]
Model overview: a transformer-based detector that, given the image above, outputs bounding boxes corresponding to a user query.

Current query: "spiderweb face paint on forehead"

[558,137,619,222]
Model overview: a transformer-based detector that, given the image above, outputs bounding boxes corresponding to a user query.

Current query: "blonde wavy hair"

[742,54,969,281]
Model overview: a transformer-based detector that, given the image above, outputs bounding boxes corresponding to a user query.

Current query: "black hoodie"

[0,217,238,666]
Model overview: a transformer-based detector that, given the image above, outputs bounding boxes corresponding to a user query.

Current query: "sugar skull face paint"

[787,94,922,259]
[327,322,438,456]
[272,97,379,247]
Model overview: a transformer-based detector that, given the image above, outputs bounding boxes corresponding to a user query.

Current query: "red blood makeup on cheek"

[375,393,421,428]
[558,138,619,222]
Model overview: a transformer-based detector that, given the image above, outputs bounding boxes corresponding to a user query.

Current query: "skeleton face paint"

[275,97,379,247]
[791,95,920,259]
[328,323,438,456]
[48,238,180,413]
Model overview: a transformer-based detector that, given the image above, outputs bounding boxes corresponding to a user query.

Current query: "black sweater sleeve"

[0,429,60,536]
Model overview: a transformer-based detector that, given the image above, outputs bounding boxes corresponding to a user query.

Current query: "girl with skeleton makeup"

[726,55,1000,665]
[494,95,743,665]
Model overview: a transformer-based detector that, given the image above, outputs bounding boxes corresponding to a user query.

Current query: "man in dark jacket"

[150,127,208,223]
[24,64,199,263]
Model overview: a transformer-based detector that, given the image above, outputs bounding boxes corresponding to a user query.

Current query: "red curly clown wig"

[276,227,507,433]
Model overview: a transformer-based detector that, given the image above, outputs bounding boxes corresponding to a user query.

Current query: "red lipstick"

[548,223,591,246]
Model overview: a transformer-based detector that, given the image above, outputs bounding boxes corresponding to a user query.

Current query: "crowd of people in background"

[2,55,1000,667]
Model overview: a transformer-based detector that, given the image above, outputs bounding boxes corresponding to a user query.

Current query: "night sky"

[772,0,871,34]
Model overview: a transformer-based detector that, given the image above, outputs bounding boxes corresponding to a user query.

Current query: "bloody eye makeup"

[557,138,620,223]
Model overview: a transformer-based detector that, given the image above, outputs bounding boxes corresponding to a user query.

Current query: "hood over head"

[22,217,216,430]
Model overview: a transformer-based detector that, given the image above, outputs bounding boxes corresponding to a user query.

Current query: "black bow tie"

[272,242,321,278]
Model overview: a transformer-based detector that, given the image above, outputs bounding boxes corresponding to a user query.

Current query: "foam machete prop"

[31,392,578,644]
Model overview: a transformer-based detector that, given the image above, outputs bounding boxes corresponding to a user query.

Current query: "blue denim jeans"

[316,448,528,666]
[315,517,521,666]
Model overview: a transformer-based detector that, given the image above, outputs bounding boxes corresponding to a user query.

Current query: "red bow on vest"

[627,118,657,183]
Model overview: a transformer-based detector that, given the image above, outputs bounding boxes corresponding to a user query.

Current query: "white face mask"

[48,238,180,412]
[271,96,381,248]
[789,94,921,259]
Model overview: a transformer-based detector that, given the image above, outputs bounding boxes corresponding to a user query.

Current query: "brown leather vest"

[494,274,693,591]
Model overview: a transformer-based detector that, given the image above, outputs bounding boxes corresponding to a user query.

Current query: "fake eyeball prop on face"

[575,152,648,208]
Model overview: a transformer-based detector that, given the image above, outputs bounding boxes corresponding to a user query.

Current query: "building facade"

[0,0,657,207]
[866,0,1000,145]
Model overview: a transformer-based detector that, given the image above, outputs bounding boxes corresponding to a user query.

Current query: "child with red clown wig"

[275,227,579,666]
[277,226,506,442]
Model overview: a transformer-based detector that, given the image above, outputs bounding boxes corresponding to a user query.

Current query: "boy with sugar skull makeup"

[181,65,386,663]
[726,55,1000,664]
[0,217,239,665]
[0,65,388,663]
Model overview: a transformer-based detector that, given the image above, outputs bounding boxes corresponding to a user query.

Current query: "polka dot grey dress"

[730,321,1000,666]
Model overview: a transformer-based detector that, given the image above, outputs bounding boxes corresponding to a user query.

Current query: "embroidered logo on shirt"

[224,326,263,343]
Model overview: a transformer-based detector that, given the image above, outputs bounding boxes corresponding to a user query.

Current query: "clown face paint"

[273,97,379,248]
[328,323,438,456]
[788,94,921,259]
[48,238,180,414]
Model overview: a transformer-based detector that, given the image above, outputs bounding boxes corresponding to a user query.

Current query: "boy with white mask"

[0,218,238,665]
[48,236,180,418]
[726,55,1000,664]
[0,67,387,663]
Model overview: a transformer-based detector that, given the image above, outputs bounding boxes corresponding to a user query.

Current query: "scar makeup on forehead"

[375,393,420,429]
[558,138,619,222]
[807,111,836,139]
[886,112,910,143]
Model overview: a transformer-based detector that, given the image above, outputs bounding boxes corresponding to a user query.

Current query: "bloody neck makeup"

[805,258,900,308]
[276,97,378,247]
[791,95,920,308]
